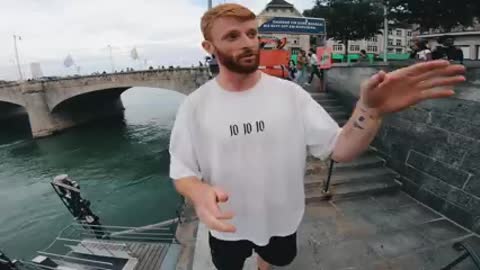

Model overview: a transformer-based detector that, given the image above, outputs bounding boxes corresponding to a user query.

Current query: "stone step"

[334,155,385,171]
[316,99,341,107]
[310,92,332,99]
[304,149,378,176]
[323,105,347,113]
[305,178,402,203]
[313,97,337,103]
[304,167,398,190]
[329,111,350,120]
[334,117,350,124]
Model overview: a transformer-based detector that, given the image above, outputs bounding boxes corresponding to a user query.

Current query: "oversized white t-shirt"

[169,73,341,246]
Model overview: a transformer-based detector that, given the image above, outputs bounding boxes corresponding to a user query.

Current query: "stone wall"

[326,62,480,232]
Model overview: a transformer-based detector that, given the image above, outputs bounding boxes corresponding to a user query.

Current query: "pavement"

[191,191,479,270]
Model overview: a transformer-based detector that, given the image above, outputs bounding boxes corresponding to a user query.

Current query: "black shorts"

[208,232,297,270]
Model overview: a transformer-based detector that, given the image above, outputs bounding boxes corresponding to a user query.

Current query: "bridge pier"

[21,84,58,138]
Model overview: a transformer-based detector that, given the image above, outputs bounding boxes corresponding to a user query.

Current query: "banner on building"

[317,47,333,69]
[258,16,326,35]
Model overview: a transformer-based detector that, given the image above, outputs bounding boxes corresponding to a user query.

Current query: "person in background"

[416,40,432,61]
[295,50,308,84]
[206,55,220,78]
[432,37,448,60]
[444,37,464,64]
[287,60,297,81]
[305,48,321,86]
[358,49,369,63]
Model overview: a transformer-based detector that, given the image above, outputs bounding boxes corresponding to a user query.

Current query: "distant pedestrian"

[443,37,464,64]
[358,49,369,63]
[295,50,308,84]
[415,40,432,61]
[305,48,321,86]
[208,55,219,77]
[288,60,297,81]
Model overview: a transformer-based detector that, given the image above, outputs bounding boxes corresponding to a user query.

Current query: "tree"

[388,0,479,32]
[304,0,383,57]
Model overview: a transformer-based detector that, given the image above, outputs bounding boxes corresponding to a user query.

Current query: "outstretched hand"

[360,60,466,116]
[191,183,236,233]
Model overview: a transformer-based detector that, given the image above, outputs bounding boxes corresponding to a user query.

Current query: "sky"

[0,0,315,81]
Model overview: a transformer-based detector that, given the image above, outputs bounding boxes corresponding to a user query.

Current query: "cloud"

[0,0,316,80]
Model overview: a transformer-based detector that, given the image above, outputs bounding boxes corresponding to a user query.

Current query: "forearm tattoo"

[353,102,378,130]
[353,115,366,130]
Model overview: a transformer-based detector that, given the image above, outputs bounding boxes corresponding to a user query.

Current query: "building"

[326,26,415,56]
[417,21,480,60]
[30,62,44,79]
[257,0,311,55]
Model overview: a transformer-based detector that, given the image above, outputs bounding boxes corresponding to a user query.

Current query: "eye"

[226,32,239,41]
[247,30,257,38]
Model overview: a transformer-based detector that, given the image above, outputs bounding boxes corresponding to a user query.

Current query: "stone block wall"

[326,63,480,232]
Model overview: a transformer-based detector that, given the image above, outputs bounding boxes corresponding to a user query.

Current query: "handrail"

[70,223,172,231]
[36,251,113,267]
[109,231,176,237]
[18,261,58,270]
[441,241,480,270]
[324,159,336,193]
[56,237,128,247]
[81,233,176,242]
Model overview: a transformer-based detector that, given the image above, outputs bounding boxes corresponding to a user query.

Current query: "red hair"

[201,3,256,41]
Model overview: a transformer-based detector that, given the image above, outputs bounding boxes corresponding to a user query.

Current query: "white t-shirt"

[169,73,341,245]
[417,49,431,61]
[310,54,318,66]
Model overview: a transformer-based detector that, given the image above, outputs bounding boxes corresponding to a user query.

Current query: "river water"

[0,87,184,259]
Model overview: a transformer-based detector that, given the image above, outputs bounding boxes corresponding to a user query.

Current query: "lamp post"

[13,35,24,81]
[107,45,115,73]
[383,3,388,63]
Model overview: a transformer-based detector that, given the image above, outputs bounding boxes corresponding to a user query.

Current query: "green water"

[0,87,185,260]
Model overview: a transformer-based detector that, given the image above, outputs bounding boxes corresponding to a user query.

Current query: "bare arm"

[332,60,465,163]
[332,102,382,163]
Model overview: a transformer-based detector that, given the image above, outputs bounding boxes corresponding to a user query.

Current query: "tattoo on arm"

[353,115,366,130]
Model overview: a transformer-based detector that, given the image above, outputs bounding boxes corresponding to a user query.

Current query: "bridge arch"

[46,69,209,112]
[0,85,26,108]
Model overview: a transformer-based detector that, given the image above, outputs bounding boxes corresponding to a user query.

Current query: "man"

[169,4,465,270]
[295,50,308,84]
[443,37,464,64]
[358,49,369,63]
[305,48,322,86]
[207,55,220,77]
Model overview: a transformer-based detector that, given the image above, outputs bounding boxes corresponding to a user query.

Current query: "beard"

[214,46,260,74]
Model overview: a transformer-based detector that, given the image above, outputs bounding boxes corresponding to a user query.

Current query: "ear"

[202,40,214,55]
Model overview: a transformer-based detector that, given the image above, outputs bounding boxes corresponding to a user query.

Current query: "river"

[0,87,184,259]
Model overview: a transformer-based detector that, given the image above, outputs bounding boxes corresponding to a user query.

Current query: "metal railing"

[441,241,480,270]
[324,159,336,193]
[26,219,179,270]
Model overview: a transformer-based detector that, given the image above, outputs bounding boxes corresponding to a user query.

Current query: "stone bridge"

[0,68,209,138]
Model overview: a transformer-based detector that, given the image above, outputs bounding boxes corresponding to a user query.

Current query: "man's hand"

[359,60,466,116]
[190,182,236,233]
